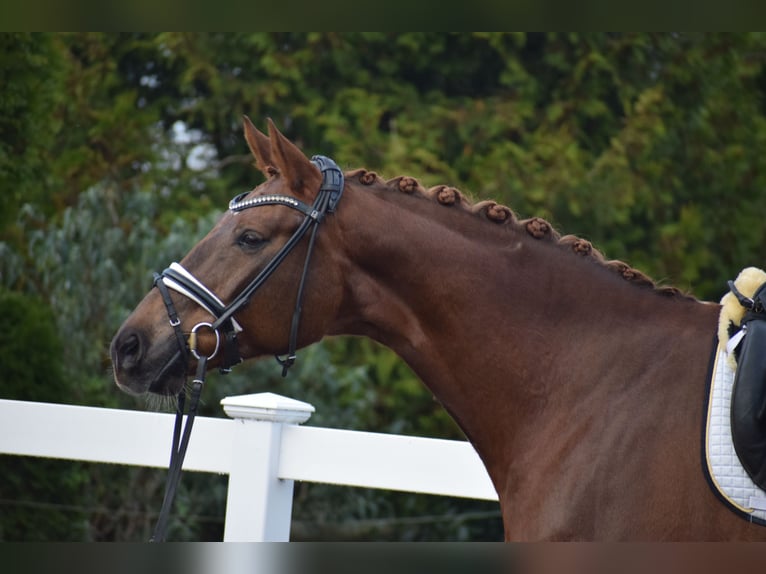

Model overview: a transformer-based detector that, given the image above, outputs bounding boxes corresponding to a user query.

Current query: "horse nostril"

[122,333,140,356]
[114,330,144,370]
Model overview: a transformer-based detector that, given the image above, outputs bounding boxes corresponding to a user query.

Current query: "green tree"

[0,34,64,228]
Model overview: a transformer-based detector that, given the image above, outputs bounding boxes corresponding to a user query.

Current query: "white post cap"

[220,392,315,424]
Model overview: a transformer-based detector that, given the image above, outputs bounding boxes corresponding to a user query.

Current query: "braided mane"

[347,168,692,301]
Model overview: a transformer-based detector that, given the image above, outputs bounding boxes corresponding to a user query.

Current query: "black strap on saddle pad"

[731,281,766,490]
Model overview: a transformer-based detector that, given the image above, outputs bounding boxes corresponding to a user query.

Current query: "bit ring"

[188,322,220,361]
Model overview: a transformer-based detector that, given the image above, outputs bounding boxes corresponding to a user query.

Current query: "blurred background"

[1,32,765,541]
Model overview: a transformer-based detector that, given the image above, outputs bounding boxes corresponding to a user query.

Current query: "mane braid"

[347,168,695,301]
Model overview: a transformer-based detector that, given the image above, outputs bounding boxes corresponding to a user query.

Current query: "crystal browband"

[229,194,305,213]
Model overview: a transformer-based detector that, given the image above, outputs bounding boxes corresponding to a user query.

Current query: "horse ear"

[267,118,321,196]
[243,115,272,174]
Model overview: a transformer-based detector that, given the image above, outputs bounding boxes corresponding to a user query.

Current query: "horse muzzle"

[111,325,187,396]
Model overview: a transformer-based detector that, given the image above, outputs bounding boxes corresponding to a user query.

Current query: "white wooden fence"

[0,392,497,541]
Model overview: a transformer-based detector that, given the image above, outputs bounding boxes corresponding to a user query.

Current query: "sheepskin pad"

[718,267,766,369]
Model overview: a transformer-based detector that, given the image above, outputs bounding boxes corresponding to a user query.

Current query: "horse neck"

[329,184,718,479]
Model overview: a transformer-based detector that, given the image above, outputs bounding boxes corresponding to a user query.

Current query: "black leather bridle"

[149,155,344,541]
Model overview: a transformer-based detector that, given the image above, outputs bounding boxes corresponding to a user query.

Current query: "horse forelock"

[345,167,694,301]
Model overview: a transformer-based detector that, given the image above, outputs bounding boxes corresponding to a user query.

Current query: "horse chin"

[114,368,185,398]
[148,374,186,397]
[144,353,188,397]
[115,374,186,399]
[114,377,150,397]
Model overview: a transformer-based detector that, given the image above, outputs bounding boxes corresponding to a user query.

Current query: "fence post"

[220,392,314,542]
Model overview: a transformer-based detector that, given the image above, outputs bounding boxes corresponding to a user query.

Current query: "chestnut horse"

[111,118,765,540]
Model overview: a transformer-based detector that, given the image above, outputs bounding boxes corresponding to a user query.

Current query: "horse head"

[110,118,346,396]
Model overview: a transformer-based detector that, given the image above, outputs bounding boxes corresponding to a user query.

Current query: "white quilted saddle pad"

[705,345,766,523]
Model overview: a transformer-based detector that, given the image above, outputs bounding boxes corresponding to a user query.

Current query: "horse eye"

[237,230,265,250]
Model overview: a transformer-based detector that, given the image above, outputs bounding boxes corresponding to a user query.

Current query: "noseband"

[149,155,344,541]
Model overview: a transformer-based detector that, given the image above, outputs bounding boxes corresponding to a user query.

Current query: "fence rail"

[0,393,497,541]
